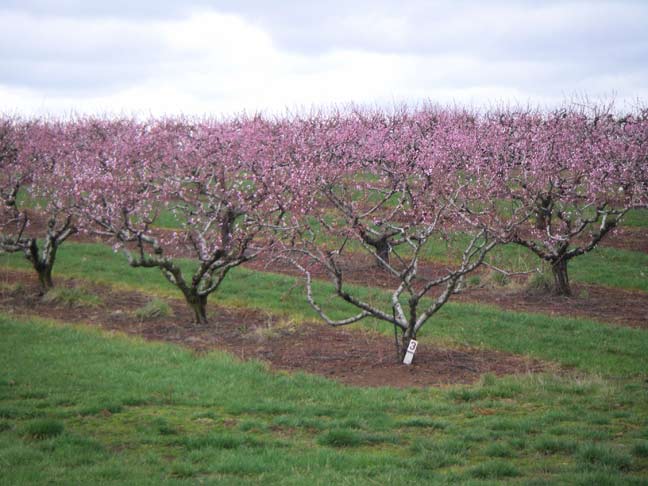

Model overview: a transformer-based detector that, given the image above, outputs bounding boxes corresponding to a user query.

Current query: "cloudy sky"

[1,0,647,116]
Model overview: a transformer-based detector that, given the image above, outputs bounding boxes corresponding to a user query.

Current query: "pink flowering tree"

[612,109,648,209]
[482,107,648,296]
[73,118,287,324]
[283,110,505,361]
[313,112,407,269]
[0,118,78,292]
[0,117,25,252]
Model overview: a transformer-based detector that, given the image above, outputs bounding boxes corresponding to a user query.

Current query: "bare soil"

[0,269,547,388]
[458,284,648,330]
[603,227,648,253]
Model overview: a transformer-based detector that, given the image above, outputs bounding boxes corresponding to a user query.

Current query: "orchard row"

[1,106,646,358]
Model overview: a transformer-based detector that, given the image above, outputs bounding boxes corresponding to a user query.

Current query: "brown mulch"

[0,269,547,388]
[247,324,546,387]
[458,284,648,330]
[603,227,648,253]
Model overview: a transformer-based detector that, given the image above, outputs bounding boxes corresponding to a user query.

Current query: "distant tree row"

[1,105,646,360]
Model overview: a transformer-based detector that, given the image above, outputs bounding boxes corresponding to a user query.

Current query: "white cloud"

[1,2,647,116]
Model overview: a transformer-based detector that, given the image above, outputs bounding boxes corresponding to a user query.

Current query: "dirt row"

[0,269,549,388]
[604,227,648,253]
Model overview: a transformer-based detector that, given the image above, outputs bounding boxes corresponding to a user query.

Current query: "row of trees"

[1,106,646,359]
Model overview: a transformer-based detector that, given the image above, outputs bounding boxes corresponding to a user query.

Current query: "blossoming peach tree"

[480,108,648,295]
[72,118,288,324]
[0,118,78,292]
[279,109,513,360]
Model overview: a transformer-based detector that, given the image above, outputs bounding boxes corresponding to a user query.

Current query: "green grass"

[328,223,648,292]
[569,247,648,291]
[139,202,646,291]
[42,287,102,308]
[99,193,648,233]
[533,436,577,455]
[576,443,633,471]
[22,419,65,440]
[317,429,365,447]
[622,208,648,228]
[252,214,648,293]
[633,442,648,458]
[469,460,521,479]
[1,314,647,484]
[133,298,174,321]
[2,241,648,377]
[484,242,648,293]
[418,301,648,377]
[152,206,184,230]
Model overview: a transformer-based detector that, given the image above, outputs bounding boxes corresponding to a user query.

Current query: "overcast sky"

[1,0,647,116]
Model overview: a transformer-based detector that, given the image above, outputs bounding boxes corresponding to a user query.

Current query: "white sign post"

[402,339,418,365]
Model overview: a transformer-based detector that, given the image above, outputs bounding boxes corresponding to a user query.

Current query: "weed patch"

[577,443,633,471]
[469,459,521,479]
[632,442,648,457]
[533,436,577,455]
[177,432,262,450]
[22,419,64,439]
[42,287,101,308]
[133,299,173,321]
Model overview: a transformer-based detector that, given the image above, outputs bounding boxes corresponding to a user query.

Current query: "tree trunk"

[551,258,571,296]
[27,238,56,294]
[535,196,551,230]
[186,293,209,325]
[368,237,390,270]
[37,265,54,294]
[535,210,547,230]
[358,228,392,270]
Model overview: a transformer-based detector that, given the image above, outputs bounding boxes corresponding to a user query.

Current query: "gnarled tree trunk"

[535,211,547,231]
[36,264,54,293]
[362,234,391,270]
[550,258,571,296]
[372,237,391,269]
[185,291,208,325]
[535,196,552,230]
[26,237,57,294]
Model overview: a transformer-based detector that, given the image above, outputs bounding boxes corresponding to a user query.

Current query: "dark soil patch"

[0,269,547,388]
[603,227,648,253]
[459,284,648,330]
[247,323,546,387]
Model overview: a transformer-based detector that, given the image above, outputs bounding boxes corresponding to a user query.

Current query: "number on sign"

[403,339,418,365]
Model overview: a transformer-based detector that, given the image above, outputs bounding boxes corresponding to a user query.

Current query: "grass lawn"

[2,315,648,484]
